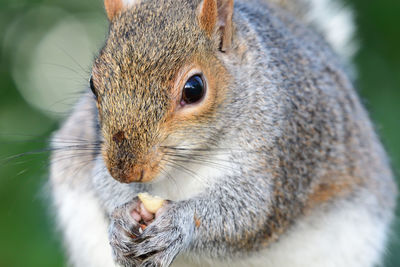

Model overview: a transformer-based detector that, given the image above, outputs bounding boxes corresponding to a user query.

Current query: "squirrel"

[49,0,397,266]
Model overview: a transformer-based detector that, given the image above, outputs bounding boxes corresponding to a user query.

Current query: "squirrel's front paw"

[109,198,192,267]
[109,198,143,266]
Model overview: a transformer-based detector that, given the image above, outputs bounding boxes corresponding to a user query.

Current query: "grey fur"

[50,0,397,266]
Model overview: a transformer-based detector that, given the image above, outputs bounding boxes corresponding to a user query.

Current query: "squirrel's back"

[267,0,356,61]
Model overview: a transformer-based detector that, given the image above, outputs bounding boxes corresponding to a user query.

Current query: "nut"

[138,192,165,213]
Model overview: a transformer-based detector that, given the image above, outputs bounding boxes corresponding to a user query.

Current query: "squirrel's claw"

[131,220,182,267]
[109,199,192,267]
[109,198,143,266]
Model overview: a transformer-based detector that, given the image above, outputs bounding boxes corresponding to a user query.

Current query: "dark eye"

[89,77,98,99]
[181,75,205,105]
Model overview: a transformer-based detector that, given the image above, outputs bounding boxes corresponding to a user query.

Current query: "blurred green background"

[0,0,399,266]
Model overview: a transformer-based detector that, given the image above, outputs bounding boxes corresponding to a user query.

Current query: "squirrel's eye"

[89,77,98,99]
[181,75,205,105]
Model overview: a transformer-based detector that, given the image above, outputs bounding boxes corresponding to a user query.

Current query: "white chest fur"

[149,148,236,201]
[174,199,387,267]
[55,156,387,267]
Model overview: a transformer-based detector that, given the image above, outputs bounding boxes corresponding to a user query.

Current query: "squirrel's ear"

[104,0,138,20]
[198,0,234,52]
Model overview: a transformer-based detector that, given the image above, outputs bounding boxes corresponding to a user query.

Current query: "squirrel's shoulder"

[239,0,356,62]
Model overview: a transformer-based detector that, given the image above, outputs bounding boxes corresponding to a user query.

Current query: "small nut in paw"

[138,192,165,213]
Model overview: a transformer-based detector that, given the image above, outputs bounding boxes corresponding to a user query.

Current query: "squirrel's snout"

[102,127,164,183]
[109,166,147,184]
[105,148,163,184]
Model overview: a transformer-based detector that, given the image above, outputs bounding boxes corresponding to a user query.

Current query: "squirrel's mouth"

[103,149,164,184]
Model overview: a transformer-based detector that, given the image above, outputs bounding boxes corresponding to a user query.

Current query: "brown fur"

[92,0,230,183]
[194,215,201,228]
[199,0,218,36]
[307,175,362,209]
[216,0,234,51]
[104,0,123,20]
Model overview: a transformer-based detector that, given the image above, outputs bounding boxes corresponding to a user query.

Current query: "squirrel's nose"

[109,167,141,183]
[104,141,162,183]
[126,168,145,183]
[112,131,126,144]
[109,165,148,183]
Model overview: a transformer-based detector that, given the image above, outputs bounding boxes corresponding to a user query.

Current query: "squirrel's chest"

[149,149,236,201]
[172,200,384,267]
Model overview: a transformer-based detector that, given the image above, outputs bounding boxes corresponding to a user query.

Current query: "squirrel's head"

[91,0,234,183]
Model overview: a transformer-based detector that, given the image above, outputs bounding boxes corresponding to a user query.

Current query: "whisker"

[158,165,183,197]
[55,45,91,77]
[166,154,235,173]
[41,62,88,82]
[162,159,209,186]
[163,151,235,164]
[161,145,254,154]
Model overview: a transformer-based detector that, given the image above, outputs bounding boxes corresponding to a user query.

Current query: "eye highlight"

[181,75,205,106]
[89,77,98,99]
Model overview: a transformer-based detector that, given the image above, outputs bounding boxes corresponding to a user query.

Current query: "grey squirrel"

[49,0,397,266]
